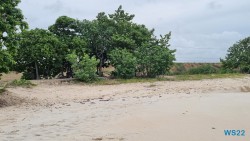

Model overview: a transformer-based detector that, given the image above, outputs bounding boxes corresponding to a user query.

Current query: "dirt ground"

[0,76,250,141]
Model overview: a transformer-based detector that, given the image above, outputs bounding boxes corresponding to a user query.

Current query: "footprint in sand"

[92,137,125,141]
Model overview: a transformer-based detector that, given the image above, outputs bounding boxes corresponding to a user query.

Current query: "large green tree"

[88,13,114,76]
[15,29,61,79]
[49,16,87,78]
[135,32,175,77]
[221,36,250,73]
[80,5,175,78]
[0,0,28,75]
[77,6,154,76]
[109,6,153,51]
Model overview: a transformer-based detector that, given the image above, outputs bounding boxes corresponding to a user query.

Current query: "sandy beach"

[0,76,250,141]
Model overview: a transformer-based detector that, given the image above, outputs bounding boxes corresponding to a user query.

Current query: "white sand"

[0,76,250,141]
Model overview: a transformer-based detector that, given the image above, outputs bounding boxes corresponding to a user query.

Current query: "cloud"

[207,1,222,10]
[44,0,64,13]
[171,31,245,62]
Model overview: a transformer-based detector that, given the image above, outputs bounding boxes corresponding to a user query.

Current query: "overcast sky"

[19,0,250,62]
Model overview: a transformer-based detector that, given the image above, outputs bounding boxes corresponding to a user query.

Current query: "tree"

[74,6,156,77]
[49,16,87,78]
[89,13,114,76]
[0,50,15,74]
[110,49,136,79]
[0,0,28,76]
[135,32,175,77]
[15,29,61,79]
[221,36,250,73]
[66,53,99,82]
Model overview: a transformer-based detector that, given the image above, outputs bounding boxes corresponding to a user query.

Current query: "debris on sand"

[0,91,25,108]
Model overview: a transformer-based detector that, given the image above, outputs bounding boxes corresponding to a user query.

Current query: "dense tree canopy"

[15,29,61,79]
[135,32,175,77]
[0,0,27,75]
[221,36,250,73]
[49,16,87,78]
[2,4,176,81]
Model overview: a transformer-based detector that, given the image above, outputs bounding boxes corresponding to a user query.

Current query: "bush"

[135,43,175,77]
[110,49,136,79]
[221,36,250,73]
[170,63,187,75]
[187,65,218,74]
[66,53,99,82]
[8,79,35,88]
[0,84,6,94]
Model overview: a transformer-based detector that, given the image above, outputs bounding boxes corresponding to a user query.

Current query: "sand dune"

[0,76,250,141]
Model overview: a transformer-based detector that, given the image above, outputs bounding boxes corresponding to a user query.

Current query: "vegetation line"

[1,1,249,83]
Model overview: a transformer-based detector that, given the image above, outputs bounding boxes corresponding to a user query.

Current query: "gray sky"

[19,0,250,62]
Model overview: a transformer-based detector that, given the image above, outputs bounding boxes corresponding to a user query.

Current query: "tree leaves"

[0,0,27,75]
[15,29,61,79]
[221,36,250,73]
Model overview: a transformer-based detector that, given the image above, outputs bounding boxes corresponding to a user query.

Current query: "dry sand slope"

[0,76,250,141]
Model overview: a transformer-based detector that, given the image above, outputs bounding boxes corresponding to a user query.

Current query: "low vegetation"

[0,86,6,94]
[7,79,36,88]
[169,63,238,75]
[93,73,245,85]
[110,49,137,79]
[66,53,99,82]
[174,73,245,81]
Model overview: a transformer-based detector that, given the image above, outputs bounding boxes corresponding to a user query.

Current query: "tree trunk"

[98,61,103,77]
[35,62,40,80]
[98,54,104,77]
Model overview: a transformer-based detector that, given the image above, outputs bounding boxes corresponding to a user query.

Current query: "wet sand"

[0,76,250,141]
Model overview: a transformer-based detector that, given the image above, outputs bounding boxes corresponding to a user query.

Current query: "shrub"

[170,63,187,75]
[221,36,250,73]
[187,65,218,74]
[66,53,99,82]
[0,85,6,94]
[135,43,175,77]
[8,79,35,88]
[110,49,136,79]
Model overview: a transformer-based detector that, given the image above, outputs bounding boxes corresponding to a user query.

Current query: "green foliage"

[169,63,230,75]
[76,6,155,76]
[175,73,244,81]
[66,53,99,82]
[15,29,61,79]
[0,83,6,94]
[0,87,5,94]
[0,0,28,75]
[3,5,175,80]
[135,33,175,77]
[221,36,250,73]
[8,79,35,88]
[171,63,187,75]
[110,49,136,79]
[0,0,28,44]
[0,50,15,74]
[187,65,219,74]
[49,16,87,78]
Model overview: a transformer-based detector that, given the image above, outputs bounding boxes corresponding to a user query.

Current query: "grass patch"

[0,87,6,94]
[92,73,246,85]
[0,83,7,94]
[93,77,172,85]
[174,73,245,81]
[7,79,36,88]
